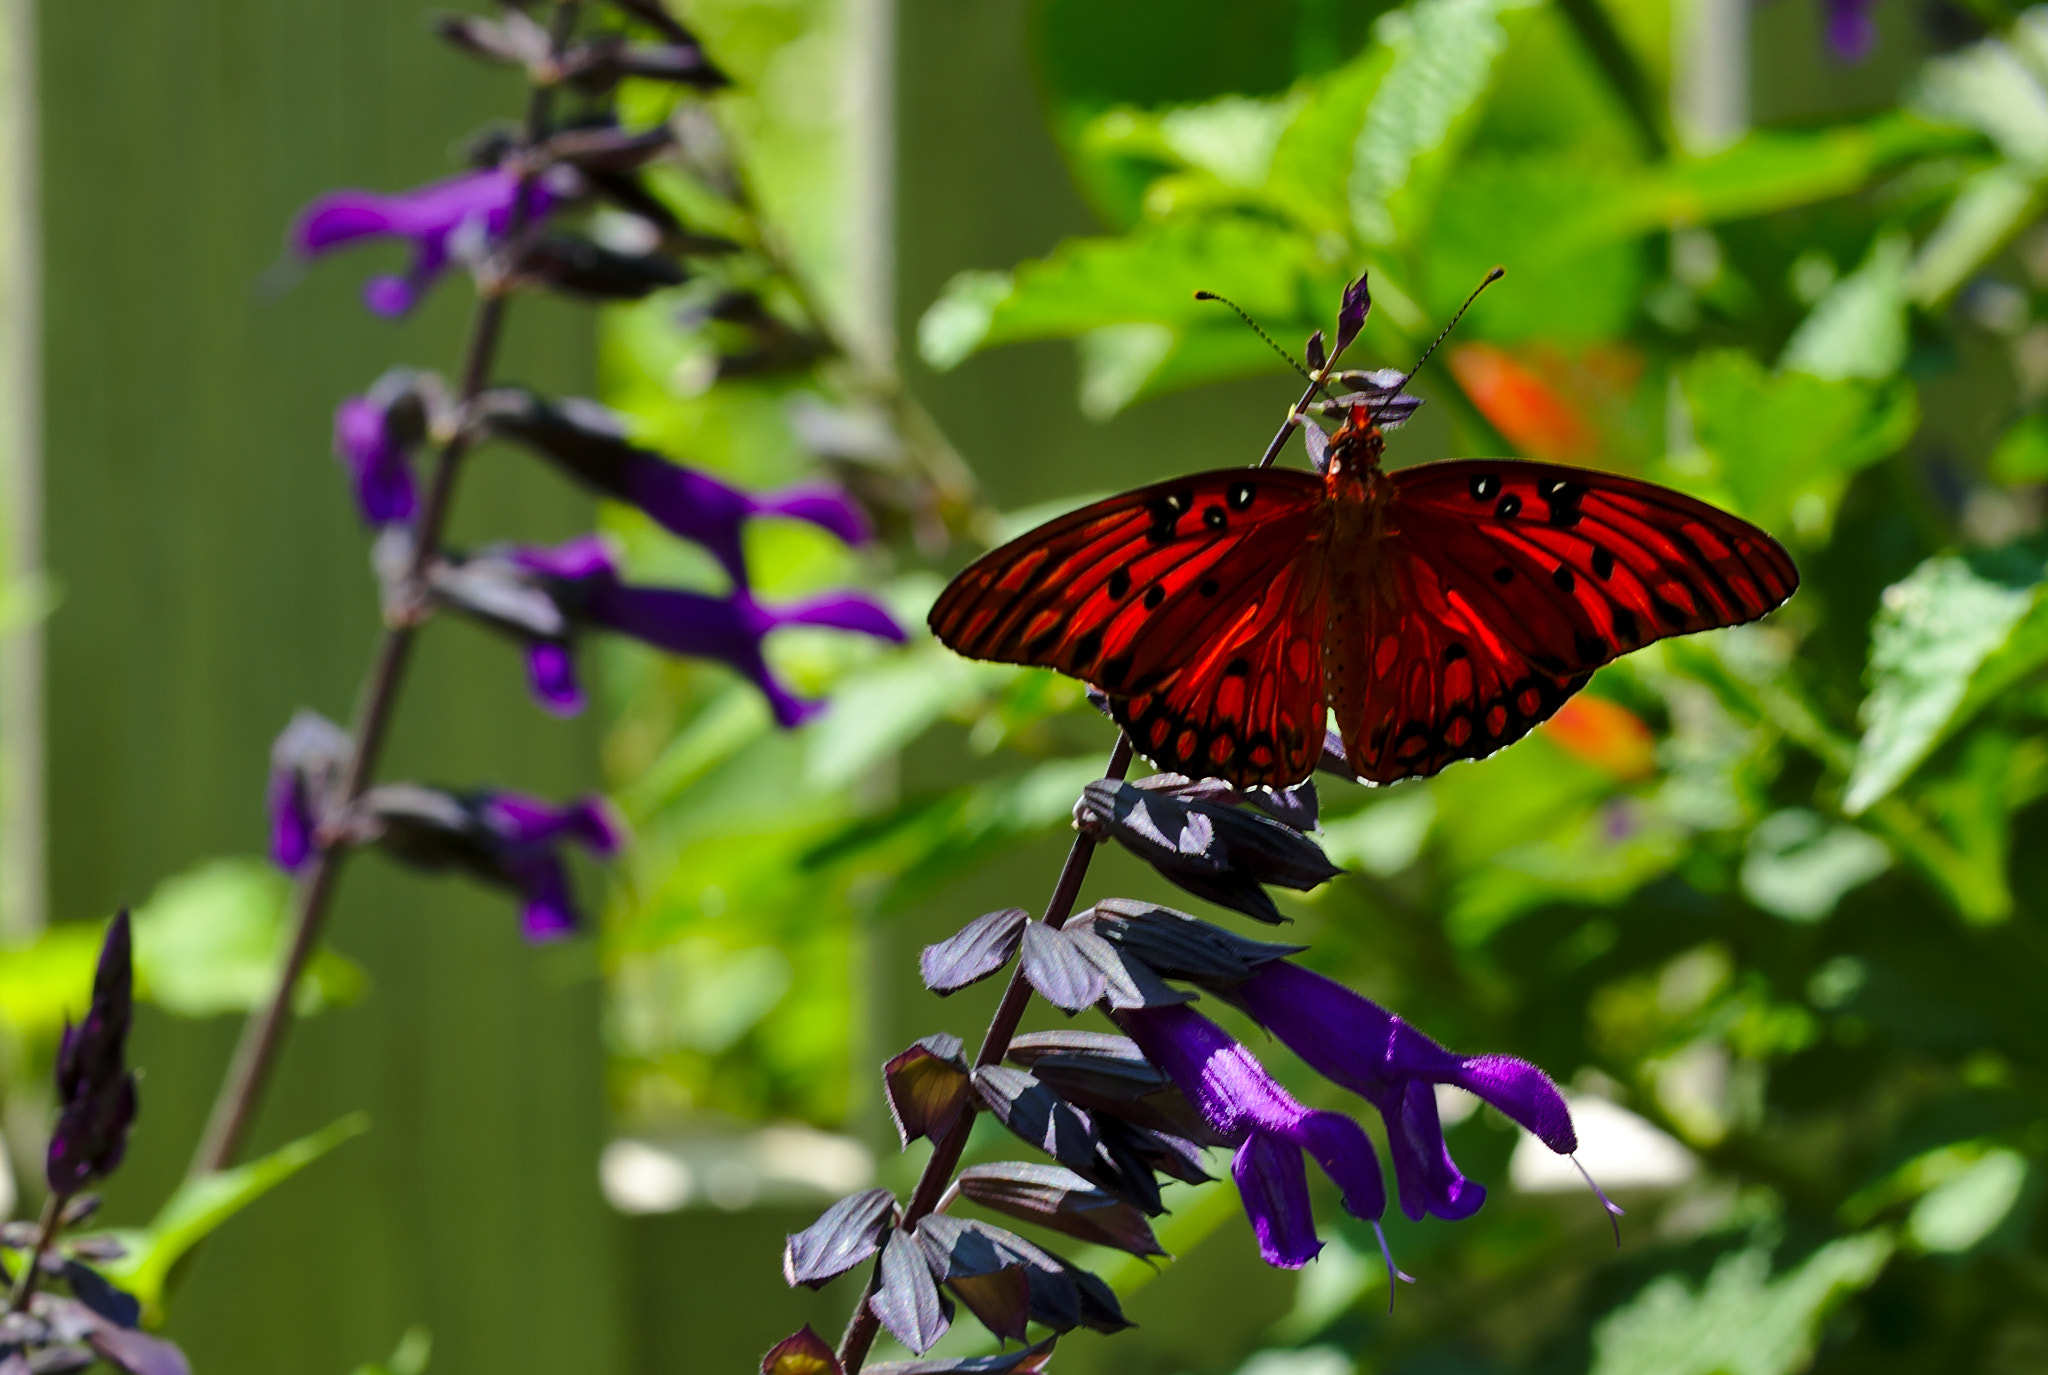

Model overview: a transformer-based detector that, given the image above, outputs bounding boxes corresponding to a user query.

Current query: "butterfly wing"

[1333,459,1798,783]
[929,469,1329,787]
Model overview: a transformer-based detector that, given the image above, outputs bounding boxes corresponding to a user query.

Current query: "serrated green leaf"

[1844,551,2048,816]
[1590,1232,1894,1375]
[98,1113,369,1315]
[1348,0,1542,246]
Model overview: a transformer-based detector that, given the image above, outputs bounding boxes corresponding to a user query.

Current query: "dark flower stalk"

[188,0,585,1178]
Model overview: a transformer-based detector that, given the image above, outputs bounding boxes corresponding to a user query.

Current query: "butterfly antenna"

[1393,266,1505,395]
[1195,291,1326,391]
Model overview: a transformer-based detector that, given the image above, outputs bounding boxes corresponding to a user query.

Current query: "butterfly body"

[931,406,1797,790]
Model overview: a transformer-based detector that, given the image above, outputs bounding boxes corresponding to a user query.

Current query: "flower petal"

[1231,1133,1322,1268]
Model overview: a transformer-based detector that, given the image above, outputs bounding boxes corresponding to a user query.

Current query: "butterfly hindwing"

[928,468,1323,696]
[1333,459,1798,783]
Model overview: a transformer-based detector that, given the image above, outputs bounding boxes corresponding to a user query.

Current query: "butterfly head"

[1323,403,1386,485]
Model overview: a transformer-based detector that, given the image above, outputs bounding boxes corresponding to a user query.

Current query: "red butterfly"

[929,288,1797,790]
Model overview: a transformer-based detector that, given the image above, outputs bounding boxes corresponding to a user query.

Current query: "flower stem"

[187,2,579,1180]
[836,734,1134,1373]
[5,1189,65,1314]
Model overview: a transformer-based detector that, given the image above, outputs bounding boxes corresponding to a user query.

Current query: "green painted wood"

[38,2,621,1370]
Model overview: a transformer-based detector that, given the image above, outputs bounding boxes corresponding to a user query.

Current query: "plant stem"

[188,3,578,1180]
[5,1190,64,1314]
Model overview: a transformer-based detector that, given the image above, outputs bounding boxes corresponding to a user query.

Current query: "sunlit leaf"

[1844,550,2048,815]
[1589,1232,1894,1375]
[1780,230,1910,380]
[98,1113,370,1316]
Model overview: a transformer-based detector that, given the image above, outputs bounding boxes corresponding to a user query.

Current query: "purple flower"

[351,783,622,940]
[472,389,874,588]
[1825,0,1875,59]
[1229,961,1577,1222]
[292,167,564,316]
[331,370,444,526]
[1119,1003,1386,1269]
[418,534,906,725]
[49,913,138,1194]
[267,711,354,873]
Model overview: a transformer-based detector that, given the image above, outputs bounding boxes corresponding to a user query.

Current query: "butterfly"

[929,397,1798,794]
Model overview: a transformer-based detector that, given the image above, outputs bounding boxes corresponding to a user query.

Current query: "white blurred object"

[0,1130,13,1220]
[601,1125,873,1215]
[1511,1095,1696,1193]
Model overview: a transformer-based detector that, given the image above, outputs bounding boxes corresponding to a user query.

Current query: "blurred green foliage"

[600,0,2048,1370]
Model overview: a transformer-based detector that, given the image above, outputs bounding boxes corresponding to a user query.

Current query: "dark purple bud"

[1057,923,1193,1010]
[1335,274,1372,355]
[762,1327,845,1375]
[471,390,872,589]
[1127,772,1319,833]
[267,711,353,873]
[1311,370,1425,430]
[565,38,731,92]
[782,1187,897,1289]
[914,1217,1080,1335]
[1017,922,1107,1012]
[1067,1262,1131,1334]
[84,1321,191,1375]
[1107,1119,1213,1186]
[332,370,443,526]
[971,1067,1100,1176]
[950,1161,1165,1257]
[1305,330,1327,373]
[292,167,565,316]
[539,125,676,174]
[61,1262,140,1329]
[1075,779,1341,924]
[48,914,137,1195]
[864,1337,1057,1375]
[910,1217,1031,1345]
[884,1034,972,1149]
[517,234,686,300]
[1007,1027,1219,1144]
[1316,722,1358,782]
[919,908,1028,993]
[1078,899,1305,984]
[870,1229,950,1354]
[57,1196,102,1229]
[350,783,620,941]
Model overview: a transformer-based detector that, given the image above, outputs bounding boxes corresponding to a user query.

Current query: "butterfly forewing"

[929,469,1327,785]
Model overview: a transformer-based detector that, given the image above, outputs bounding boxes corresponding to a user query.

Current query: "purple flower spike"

[267,711,354,873]
[1825,0,1876,59]
[1120,1003,1384,1269]
[49,913,138,1195]
[292,167,563,316]
[1229,961,1575,1221]
[352,783,621,941]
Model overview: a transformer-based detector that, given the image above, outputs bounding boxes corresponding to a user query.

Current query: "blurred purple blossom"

[350,783,622,940]
[1825,0,1876,59]
[267,712,354,873]
[292,166,569,316]
[331,370,445,526]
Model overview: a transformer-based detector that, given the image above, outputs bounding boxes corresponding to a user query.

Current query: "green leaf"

[99,1113,370,1314]
[1738,808,1890,922]
[0,921,103,1037]
[1990,413,2048,483]
[1908,1148,2028,1253]
[132,858,366,1017]
[1905,167,2042,307]
[353,1326,432,1375]
[1780,230,1911,380]
[1347,0,1543,246]
[1911,25,2048,171]
[1844,550,2048,816]
[1589,1232,1894,1375]
[916,217,1333,372]
[1676,349,1917,541]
